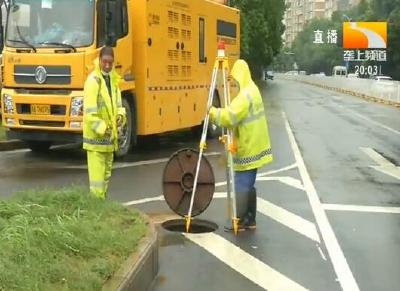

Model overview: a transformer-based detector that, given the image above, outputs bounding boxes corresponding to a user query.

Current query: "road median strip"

[281,77,400,108]
[0,187,158,291]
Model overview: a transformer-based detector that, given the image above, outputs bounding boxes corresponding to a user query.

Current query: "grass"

[0,188,147,291]
[0,120,5,141]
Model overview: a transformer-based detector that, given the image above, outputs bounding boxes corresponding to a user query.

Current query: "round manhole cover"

[162,149,215,217]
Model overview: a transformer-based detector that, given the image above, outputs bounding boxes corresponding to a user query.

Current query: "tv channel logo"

[343,22,387,49]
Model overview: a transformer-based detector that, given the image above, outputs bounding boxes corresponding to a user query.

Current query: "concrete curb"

[0,140,27,151]
[102,217,159,291]
[280,77,400,108]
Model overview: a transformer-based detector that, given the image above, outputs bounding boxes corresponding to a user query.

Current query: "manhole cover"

[162,149,215,217]
[162,219,218,234]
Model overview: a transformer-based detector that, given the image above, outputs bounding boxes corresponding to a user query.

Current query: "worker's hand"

[105,126,112,137]
[207,103,214,113]
[208,106,217,122]
[116,115,123,127]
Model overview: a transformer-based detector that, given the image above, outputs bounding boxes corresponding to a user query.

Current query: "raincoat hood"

[230,59,252,89]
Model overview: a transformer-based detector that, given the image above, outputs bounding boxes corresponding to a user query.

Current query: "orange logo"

[343,22,387,49]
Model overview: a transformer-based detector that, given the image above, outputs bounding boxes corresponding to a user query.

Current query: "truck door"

[97,0,132,80]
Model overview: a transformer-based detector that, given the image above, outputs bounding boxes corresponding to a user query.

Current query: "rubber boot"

[224,191,249,232]
[242,187,257,230]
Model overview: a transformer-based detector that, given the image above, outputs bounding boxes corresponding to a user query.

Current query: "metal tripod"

[185,43,240,235]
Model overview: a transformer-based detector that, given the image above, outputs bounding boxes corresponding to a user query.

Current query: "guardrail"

[279,74,400,107]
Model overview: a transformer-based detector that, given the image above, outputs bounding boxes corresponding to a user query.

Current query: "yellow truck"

[1,0,240,156]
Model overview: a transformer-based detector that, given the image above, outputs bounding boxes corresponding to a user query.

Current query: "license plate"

[31,104,50,115]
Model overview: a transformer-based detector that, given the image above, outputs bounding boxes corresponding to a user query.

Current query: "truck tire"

[115,98,132,158]
[26,141,52,153]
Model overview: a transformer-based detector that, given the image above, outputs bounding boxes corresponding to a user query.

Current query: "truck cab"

[1,0,131,154]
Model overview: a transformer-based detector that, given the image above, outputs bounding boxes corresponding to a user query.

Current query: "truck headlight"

[70,97,83,116]
[3,94,14,114]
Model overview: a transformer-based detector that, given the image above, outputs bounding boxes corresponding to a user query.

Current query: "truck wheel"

[115,98,132,158]
[26,141,52,153]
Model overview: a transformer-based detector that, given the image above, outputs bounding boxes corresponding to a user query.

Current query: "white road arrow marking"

[360,147,400,181]
[184,232,309,291]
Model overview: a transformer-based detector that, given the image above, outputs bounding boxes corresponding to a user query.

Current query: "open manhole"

[162,219,218,234]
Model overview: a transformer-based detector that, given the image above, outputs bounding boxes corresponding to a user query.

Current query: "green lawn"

[0,188,147,291]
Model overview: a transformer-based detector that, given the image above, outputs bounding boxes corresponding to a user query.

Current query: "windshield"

[6,0,94,48]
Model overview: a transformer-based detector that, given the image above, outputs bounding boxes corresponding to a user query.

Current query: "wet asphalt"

[0,79,399,291]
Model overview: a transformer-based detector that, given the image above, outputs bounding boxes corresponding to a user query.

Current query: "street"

[0,79,399,291]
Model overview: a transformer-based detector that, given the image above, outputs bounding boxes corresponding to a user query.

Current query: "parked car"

[374,75,392,81]
[332,66,347,77]
[265,71,274,80]
[347,73,359,78]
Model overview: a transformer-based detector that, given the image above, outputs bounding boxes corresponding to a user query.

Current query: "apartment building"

[284,0,360,46]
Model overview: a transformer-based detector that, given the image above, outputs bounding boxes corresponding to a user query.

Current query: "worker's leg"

[87,150,107,199]
[103,152,114,196]
[235,169,258,229]
[225,169,257,231]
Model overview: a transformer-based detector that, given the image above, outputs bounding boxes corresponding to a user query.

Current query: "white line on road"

[360,147,395,166]
[124,192,320,243]
[360,147,400,181]
[213,192,320,243]
[257,197,320,242]
[215,164,300,188]
[257,176,305,191]
[257,163,298,177]
[123,195,164,206]
[59,152,221,170]
[317,245,327,261]
[323,203,400,214]
[184,232,309,291]
[283,111,360,291]
[342,106,400,136]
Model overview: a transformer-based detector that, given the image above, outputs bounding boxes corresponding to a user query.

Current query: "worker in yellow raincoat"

[209,59,273,230]
[83,47,126,199]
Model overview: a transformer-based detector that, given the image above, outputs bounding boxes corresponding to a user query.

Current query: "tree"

[276,0,400,79]
[229,0,286,78]
[366,0,400,80]
[290,18,343,75]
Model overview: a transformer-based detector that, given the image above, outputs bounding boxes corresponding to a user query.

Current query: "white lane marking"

[257,176,305,191]
[257,197,320,243]
[214,192,320,243]
[58,152,221,170]
[343,106,400,136]
[257,163,298,177]
[0,149,30,154]
[124,192,320,243]
[184,232,309,291]
[123,195,164,206]
[215,163,301,189]
[317,245,328,261]
[283,111,360,291]
[360,147,395,166]
[360,147,400,181]
[323,204,400,214]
